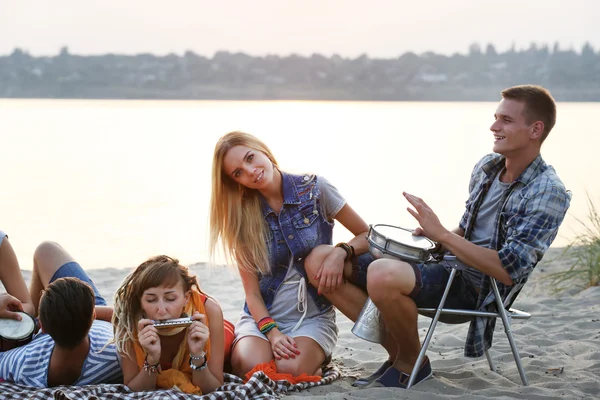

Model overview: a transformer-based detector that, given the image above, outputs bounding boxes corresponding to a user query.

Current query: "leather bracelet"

[335,242,355,261]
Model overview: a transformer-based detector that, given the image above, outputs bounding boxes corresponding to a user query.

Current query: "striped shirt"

[458,153,571,357]
[0,320,122,387]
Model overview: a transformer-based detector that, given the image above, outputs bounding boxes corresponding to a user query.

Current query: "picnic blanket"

[0,366,341,400]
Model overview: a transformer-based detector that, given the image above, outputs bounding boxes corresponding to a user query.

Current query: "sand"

[9,248,600,399]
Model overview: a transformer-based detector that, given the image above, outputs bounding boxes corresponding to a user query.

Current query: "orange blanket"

[245,360,322,384]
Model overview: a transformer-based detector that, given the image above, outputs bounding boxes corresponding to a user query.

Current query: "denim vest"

[243,172,334,315]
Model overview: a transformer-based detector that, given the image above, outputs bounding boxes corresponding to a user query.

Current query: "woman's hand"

[187,312,210,357]
[266,329,301,360]
[0,293,24,320]
[137,318,161,364]
[315,246,346,295]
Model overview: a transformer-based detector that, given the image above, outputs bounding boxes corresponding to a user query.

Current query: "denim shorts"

[350,254,478,309]
[411,260,478,309]
[349,252,376,289]
[49,262,107,306]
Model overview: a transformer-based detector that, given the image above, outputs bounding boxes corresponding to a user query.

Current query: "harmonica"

[152,317,193,328]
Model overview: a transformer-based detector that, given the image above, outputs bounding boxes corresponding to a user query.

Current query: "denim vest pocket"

[291,204,322,251]
[291,205,319,228]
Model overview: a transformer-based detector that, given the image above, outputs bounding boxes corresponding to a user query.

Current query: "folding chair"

[410,259,531,388]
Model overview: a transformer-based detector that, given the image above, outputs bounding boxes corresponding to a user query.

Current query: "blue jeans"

[49,262,107,306]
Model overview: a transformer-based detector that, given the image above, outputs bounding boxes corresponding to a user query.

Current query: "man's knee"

[33,241,73,277]
[367,258,416,301]
[33,241,63,264]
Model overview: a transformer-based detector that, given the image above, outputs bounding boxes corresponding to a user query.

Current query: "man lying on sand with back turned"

[304,84,571,388]
[0,239,122,387]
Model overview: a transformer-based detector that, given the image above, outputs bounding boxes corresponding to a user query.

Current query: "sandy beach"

[8,247,600,399]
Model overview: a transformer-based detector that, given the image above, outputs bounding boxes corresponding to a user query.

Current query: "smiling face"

[140,280,189,321]
[490,98,541,158]
[222,145,276,190]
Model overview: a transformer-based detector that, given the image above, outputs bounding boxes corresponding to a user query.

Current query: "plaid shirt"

[458,153,571,357]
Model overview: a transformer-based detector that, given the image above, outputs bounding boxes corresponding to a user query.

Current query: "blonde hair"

[112,255,204,360]
[209,131,278,275]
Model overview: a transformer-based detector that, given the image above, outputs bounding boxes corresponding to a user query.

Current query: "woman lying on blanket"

[112,255,234,395]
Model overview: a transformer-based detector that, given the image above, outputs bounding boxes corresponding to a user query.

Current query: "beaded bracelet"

[258,317,278,335]
[143,354,161,374]
[189,354,208,371]
[335,242,355,262]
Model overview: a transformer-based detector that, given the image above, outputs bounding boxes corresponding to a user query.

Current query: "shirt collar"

[482,154,545,185]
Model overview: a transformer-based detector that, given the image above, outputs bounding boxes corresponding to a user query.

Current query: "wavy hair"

[209,131,278,275]
[112,255,204,360]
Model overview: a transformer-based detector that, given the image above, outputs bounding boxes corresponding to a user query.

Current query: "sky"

[0,0,598,58]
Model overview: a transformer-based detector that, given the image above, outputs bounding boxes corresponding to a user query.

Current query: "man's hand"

[0,293,25,320]
[403,192,449,243]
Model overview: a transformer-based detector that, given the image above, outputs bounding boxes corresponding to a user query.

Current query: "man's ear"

[530,121,544,140]
[39,319,46,333]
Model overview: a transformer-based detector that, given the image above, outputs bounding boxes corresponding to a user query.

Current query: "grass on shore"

[545,194,600,293]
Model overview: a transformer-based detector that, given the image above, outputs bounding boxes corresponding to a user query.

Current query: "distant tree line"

[1,42,599,101]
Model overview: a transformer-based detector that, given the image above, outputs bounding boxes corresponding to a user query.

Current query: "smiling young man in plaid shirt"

[354,85,571,388]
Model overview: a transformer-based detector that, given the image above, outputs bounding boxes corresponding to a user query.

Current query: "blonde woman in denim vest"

[209,132,373,378]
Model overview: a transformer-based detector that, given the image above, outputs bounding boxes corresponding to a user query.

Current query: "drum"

[352,224,437,343]
[0,312,36,351]
[367,224,436,263]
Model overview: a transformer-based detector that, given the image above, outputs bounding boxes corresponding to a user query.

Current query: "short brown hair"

[39,277,95,348]
[501,85,557,142]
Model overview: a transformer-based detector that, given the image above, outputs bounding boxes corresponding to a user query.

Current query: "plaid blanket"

[0,367,340,400]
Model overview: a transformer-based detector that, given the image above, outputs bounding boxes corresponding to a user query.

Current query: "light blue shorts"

[50,262,107,306]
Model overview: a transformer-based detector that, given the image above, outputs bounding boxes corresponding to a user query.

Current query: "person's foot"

[351,359,393,387]
[375,357,432,388]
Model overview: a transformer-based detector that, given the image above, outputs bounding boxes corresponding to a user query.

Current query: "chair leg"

[491,280,529,386]
[407,268,458,389]
[485,350,496,372]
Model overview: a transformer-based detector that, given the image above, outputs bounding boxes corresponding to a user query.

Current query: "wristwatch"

[189,351,207,371]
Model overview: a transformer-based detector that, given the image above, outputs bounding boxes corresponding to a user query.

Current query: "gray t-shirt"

[318,176,346,220]
[460,171,511,288]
